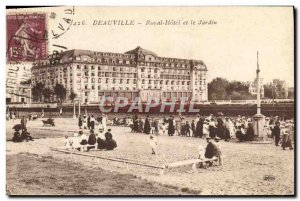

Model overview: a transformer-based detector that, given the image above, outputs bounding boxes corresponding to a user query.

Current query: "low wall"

[10,103,295,119]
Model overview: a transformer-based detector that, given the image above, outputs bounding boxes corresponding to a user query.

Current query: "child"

[63,135,72,149]
[203,121,209,139]
[197,144,205,168]
[160,122,167,135]
[149,135,158,155]
[198,144,205,160]
[214,137,222,165]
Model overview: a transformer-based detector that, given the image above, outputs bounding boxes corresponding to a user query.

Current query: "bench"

[162,155,225,175]
[78,144,96,152]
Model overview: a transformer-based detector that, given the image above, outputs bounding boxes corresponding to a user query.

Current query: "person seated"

[88,130,97,145]
[204,137,219,166]
[71,133,81,150]
[12,129,22,143]
[106,139,117,150]
[105,129,117,150]
[87,130,97,151]
[79,131,88,145]
[20,128,33,142]
[97,137,107,150]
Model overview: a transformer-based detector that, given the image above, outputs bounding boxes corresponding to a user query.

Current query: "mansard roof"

[125,46,158,57]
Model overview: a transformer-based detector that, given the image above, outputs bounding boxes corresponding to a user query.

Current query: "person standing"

[191,120,196,137]
[272,121,281,146]
[138,117,144,133]
[209,119,216,138]
[78,115,83,129]
[246,123,254,141]
[20,116,27,132]
[87,115,91,130]
[195,118,203,138]
[102,114,107,132]
[185,121,191,137]
[167,116,175,136]
[149,135,158,155]
[90,115,96,130]
[133,115,139,133]
[203,120,209,139]
[216,117,225,139]
[59,107,63,116]
[143,116,151,134]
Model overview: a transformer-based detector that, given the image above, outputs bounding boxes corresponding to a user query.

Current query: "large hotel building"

[31,46,208,103]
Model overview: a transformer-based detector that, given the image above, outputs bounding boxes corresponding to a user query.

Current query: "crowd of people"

[11,111,294,153]
[63,128,117,151]
[119,113,294,150]
[6,111,17,121]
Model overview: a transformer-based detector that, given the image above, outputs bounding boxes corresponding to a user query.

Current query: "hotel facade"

[31,47,208,103]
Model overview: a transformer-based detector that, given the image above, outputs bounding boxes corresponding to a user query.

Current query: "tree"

[32,82,44,102]
[69,91,77,102]
[43,88,53,103]
[208,77,229,100]
[264,80,288,99]
[54,83,66,103]
[264,84,274,99]
[208,78,255,100]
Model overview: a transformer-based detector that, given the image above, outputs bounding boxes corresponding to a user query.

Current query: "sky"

[8,6,294,87]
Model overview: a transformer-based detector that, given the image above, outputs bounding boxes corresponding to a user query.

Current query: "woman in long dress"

[144,116,151,134]
[168,116,175,136]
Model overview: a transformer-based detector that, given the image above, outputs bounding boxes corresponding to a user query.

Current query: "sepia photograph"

[5,6,295,196]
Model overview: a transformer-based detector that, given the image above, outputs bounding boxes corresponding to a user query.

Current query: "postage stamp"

[6,13,47,62]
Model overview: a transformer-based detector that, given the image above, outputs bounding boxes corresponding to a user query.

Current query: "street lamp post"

[253,51,266,140]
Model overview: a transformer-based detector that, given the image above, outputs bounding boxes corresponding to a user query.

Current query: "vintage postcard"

[6,6,294,196]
